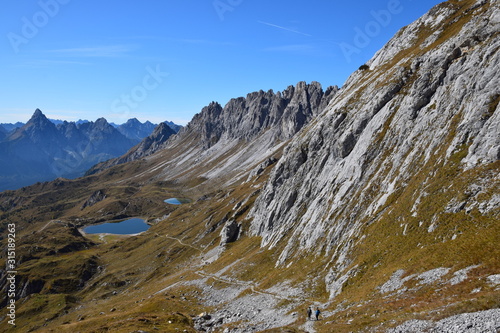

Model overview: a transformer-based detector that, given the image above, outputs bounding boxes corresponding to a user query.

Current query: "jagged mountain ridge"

[0,116,173,143]
[186,82,337,148]
[0,122,24,133]
[0,0,499,332]
[88,81,337,181]
[159,81,337,182]
[115,118,157,142]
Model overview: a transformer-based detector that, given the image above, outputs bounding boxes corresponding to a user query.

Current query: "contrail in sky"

[258,21,312,37]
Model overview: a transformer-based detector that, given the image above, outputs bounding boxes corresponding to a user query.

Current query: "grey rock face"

[250,0,499,283]
[219,220,240,245]
[247,157,278,180]
[81,190,106,210]
[183,81,338,149]
[389,308,500,333]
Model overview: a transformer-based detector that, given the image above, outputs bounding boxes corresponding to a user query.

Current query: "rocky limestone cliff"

[165,81,337,182]
[250,0,499,293]
[182,81,337,149]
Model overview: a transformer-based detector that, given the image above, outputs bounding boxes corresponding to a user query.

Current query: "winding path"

[155,232,317,332]
[165,235,203,253]
[194,271,298,302]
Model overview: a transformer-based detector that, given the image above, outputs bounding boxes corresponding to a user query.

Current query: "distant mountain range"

[0,109,180,191]
[0,117,181,136]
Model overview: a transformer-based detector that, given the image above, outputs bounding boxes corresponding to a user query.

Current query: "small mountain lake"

[164,198,191,205]
[83,218,150,235]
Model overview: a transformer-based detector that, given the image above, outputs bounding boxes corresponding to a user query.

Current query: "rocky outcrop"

[219,220,240,245]
[250,0,499,280]
[247,157,278,180]
[81,190,106,210]
[389,309,500,333]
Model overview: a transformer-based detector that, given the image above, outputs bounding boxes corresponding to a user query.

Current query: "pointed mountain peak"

[95,117,108,123]
[126,118,141,125]
[31,108,47,120]
[26,109,51,126]
[91,117,115,133]
[8,108,60,142]
[94,117,110,126]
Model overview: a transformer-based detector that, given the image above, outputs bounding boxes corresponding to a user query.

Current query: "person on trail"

[315,307,321,321]
[307,306,312,320]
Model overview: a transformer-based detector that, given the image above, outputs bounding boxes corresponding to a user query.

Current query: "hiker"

[307,306,312,320]
[315,307,321,320]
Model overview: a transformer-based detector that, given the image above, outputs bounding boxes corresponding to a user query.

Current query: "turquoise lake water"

[164,198,191,205]
[83,218,149,235]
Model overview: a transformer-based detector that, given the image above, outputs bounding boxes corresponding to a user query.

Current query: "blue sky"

[1,0,443,125]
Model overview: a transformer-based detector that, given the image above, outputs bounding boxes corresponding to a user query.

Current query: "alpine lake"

[83,218,150,235]
[82,198,190,238]
[164,197,192,205]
